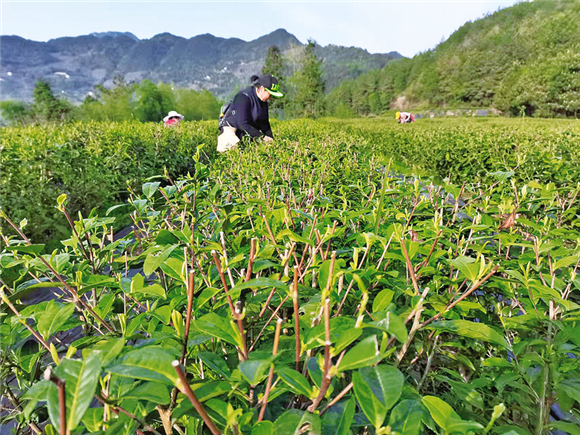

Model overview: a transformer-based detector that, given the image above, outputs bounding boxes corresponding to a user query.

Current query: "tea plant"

[2,117,578,246]
[1,123,579,435]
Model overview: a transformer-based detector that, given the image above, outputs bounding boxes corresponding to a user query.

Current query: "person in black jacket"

[217,74,283,152]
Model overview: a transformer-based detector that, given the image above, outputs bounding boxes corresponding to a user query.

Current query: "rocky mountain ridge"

[0,29,402,102]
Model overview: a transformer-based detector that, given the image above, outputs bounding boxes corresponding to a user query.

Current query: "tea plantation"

[1,118,579,435]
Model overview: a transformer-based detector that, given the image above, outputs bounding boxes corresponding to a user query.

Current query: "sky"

[1,0,521,58]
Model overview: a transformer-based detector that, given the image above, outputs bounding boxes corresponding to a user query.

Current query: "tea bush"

[1,123,579,434]
[2,118,578,246]
[0,121,217,244]
[330,118,580,186]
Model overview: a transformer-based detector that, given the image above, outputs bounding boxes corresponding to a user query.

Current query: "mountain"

[89,31,139,41]
[327,0,580,117]
[0,29,402,102]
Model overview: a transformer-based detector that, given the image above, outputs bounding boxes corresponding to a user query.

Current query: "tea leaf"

[5,244,45,255]
[37,300,75,340]
[54,353,103,431]
[338,335,381,372]
[321,396,356,435]
[238,358,271,386]
[143,244,177,276]
[388,399,424,435]
[449,256,479,282]
[120,382,170,404]
[353,365,404,429]
[106,346,178,385]
[273,409,321,435]
[193,313,242,347]
[252,421,274,435]
[366,310,408,343]
[372,289,395,313]
[276,366,313,398]
[142,182,161,198]
[82,408,104,432]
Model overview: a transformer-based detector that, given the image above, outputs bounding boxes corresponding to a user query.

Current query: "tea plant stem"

[1,290,52,352]
[400,237,420,295]
[60,206,92,265]
[416,231,442,276]
[44,368,66,435]
[464,181,499,208]
[298,238,327,282]
[258,318,283,422]
[1,211,115,333]
[421,265,499,328]
[376,232,395,271]
[293,267,301,370]
[171,270,196,409]
[82,232,97,275]
[194,255,212,289]
[320,382,353,416]
[212,250,247,359]
[307,298,332,412]
[451,182,466,224]
[4,383,42,434]
[396,286,430,364]
[282,242,297,269]
[335,278,356,317]
[562,256,580,300]
[403,198,420,233]
[172,361,222,435]
[182,270,195,363]
[95,393,162,435]
[249,295,289,352]
[323,222,338,259]
[259,287,277,318]
[219,232,236,288]
[286,199,296,231]
[260,213,282,258]
[417,336,440,392]
[244,238,256,282]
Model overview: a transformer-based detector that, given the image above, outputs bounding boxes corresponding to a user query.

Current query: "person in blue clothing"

[217,74,284,152]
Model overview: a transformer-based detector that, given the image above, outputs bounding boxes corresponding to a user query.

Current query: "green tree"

[289,39,325,118]
[31,80,73,122]
[135,80,166,122]
[262,45,286,114]
[0,100,30,125]
[78,78,136,122]
[175,89,221,121]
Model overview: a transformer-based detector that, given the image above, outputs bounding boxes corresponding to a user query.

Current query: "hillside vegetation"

[328,0,580,117]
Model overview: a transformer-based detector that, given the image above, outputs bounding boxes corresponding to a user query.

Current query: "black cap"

[256,74,283,97]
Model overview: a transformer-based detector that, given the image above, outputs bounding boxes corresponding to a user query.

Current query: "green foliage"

[326,0,580,117]
[262,45,286,114]
[78,78,220,122]
[0,121,216,243]
[0,81,74,125]
[32,80,75,123]
[135,79,174,122]
[174,88,221,121]
[1,116,580,434]
[0,100,30,126]
[288,39,326,119]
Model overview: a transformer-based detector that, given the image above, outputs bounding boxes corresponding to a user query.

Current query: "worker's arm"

[260,118,273,139]
[233,94,263,138]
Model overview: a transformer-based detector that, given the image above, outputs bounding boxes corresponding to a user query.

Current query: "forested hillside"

[327,0,580,117]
